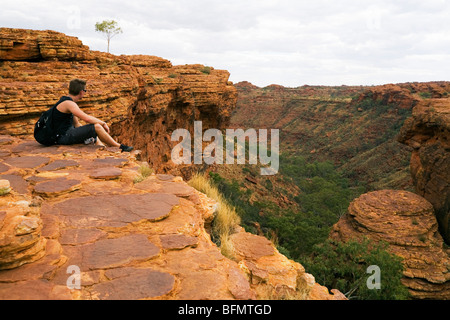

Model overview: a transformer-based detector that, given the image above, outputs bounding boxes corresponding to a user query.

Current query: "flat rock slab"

[158,181,196,197]
[60,228,107,245]
[0,150,11,158]
[83,180,132,195]
[160,234,198,250]
[11,141,58,154]
[89,167,122,180]
[0,279,72,300]
[91,267,174,299]
[4,156,50,169]
[156,174,176,181]
[230,232,275,261]
[34,178,81,196]
[92,157,128,167]
[81,234,160,270]
[134,178,163,192]
[0,174,28,194]
[50,193,180,228]
[0,162,10,173]
[38,160,79,172]
[0,136,15,145]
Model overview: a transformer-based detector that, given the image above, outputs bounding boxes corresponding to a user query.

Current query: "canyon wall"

[231,81,450,299]
[0,27,236,179]
[398,96,450,244]
[0,28,344,300]
[330,86,450,299]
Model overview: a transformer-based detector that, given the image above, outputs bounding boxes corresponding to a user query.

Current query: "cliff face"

[0,28,343,300]
[398,96,450,244]
[232,82,415,192]
[231,80,450,299]
[0,135,343,300]
[330,88,450,299]
[0,27,236,179]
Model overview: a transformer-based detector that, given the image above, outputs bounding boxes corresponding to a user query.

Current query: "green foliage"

[419,92,432,99]
[302,238,410,300]
[206,153,408,299]
[209,156,358,257]
[95,20,123,53]
[200,66,211,74]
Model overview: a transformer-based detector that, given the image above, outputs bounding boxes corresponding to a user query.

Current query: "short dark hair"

[69,79,86,95]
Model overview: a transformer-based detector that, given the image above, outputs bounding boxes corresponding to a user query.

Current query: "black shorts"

[57,124,97,145]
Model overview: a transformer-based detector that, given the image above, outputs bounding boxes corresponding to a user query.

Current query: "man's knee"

[94,123,103,132]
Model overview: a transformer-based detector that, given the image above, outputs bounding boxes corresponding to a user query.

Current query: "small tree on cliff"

[95,20,122,53]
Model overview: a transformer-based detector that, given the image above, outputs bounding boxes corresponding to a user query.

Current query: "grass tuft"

[188,172,241,259]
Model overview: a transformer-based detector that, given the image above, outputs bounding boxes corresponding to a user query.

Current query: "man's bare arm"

[64,101,110,132]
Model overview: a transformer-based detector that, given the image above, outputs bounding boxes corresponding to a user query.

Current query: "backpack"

[34,96,72,146]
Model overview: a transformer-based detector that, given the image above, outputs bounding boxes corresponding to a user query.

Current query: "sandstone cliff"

[330,88,450,299]
[0,135,343,300]
[231,81,415,193]
[0,28,343,300]
[0,27,236,179]
[398,96,450,244]
[230,80,450,299]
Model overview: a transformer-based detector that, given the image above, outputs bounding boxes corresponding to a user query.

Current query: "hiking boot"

[120,144,134,152]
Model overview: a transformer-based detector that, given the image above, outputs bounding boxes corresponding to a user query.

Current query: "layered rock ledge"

[0,135,343,300]
[0,27,236,179]
[398,97,450,244]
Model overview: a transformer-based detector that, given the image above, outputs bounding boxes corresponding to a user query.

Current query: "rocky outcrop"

[330,190,450,299]
[0,28,343,300]
[0,135,343,300]
[0,28,94,61]
[398,97,450,244]
[329,83,450,299]
[0,28,236,179]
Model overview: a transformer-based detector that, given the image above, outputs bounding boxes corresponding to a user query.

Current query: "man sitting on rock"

[53,79,133,152]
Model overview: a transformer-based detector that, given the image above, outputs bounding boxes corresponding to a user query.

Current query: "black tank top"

[52,96,74,135]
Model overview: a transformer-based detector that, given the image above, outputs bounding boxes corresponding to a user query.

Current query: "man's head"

[68,79,87,97]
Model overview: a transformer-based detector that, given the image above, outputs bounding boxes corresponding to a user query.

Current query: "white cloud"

[2,0,450,87]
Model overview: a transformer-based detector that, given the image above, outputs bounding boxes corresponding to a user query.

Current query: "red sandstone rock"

[0,27,344,300]
[330,190,450,299]
[89,167,122,180]
[91,267,175,300]
[0,28,236,180]
[159,234,198,250]
[398,97,450,244]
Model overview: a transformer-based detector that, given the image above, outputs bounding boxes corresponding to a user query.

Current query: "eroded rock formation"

[398,96,450,244]
[0,28,344,300]
[329,83,450,299]
[0,135,343,300]
[330,190,450,299]
[0,27,236,179]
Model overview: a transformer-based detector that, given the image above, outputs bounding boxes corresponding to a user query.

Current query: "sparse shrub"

[133,162,153,183]
[188,173,241,259]
[302,238,410,300]
[200,66,211,75]
[419,92,432,99]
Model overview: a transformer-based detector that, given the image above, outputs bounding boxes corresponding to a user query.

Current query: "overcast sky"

[2,0,450,87]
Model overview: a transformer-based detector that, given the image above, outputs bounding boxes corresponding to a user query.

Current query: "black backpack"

[34,96,72,146]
